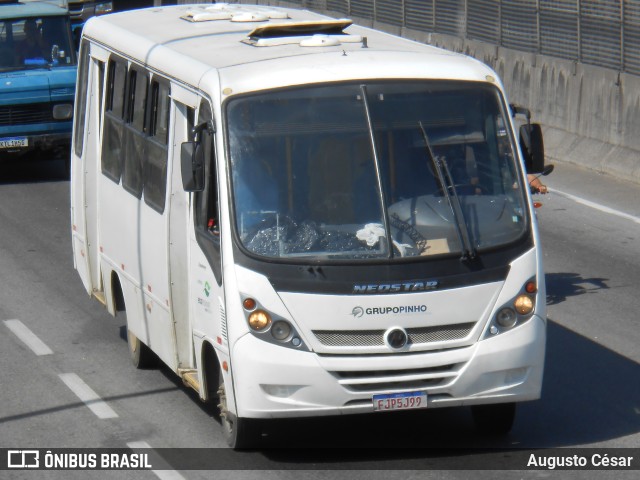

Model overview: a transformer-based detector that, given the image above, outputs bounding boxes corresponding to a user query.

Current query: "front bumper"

[230,315,546,418]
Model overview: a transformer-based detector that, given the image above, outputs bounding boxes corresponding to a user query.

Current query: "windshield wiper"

[361,85,394,259]
[418,122,476,260]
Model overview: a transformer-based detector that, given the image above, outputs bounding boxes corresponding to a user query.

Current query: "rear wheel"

[127,329,158,369]
[216,365,260,449]
[471,402,516,435]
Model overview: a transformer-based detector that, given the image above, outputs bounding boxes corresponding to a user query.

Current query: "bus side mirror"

[519,123,545,174]
[181,141,204,192]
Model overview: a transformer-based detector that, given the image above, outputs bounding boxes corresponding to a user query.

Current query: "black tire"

[127,329,158,369]
[216,365,260,449]
[471,402,516,435]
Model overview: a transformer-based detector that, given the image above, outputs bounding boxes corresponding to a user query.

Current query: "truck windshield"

[0,16,75,71]
[227,81,529,261]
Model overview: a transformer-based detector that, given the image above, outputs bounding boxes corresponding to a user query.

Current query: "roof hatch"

[243,19,363,48]
[181,4,290,23]
[246,19,353,38]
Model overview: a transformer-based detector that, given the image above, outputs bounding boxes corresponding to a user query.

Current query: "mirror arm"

[191,120,215,140]
[509,103,532,129]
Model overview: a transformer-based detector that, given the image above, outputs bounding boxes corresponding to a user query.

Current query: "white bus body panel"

[227,247,545,418]
[231,316,545,418]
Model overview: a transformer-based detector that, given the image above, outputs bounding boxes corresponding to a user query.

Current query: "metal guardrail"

[289,0,640,75]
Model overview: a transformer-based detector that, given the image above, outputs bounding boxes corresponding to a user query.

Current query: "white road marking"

[553,190,640,225]
[58,373,119,419]
[126,441,187,480]
[4,319,53,356]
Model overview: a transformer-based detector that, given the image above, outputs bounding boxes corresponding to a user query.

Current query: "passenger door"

[189,100,226,352]
[167,88,197,369]
[70,40,105,297]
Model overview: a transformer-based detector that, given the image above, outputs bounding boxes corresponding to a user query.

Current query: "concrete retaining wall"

[406,28,640,184]
[256,1,640,183]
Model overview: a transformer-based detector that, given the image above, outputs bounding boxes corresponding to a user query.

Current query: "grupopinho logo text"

[351,305,427,317]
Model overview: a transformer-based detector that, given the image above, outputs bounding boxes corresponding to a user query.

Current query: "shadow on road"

[545,272,609,306]
[517,319,640,447]
[0,154,69,184]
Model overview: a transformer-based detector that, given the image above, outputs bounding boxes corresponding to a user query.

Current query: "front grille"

[313,323,475,348]
[331,363,464,393]
[0,103,53,126]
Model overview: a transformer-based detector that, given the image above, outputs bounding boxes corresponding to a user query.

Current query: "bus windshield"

[227,81,529,261]
[0,16,76,71]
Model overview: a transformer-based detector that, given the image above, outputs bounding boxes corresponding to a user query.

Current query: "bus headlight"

[514,295,534,315]
[248,310,271,331]
[241,295,309,351]
[271,321,292,341]
[496,307,517,328]
[485,278,538,338]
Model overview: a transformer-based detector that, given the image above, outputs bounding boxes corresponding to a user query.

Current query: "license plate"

[0,137,28,149]
[373,391,428,411]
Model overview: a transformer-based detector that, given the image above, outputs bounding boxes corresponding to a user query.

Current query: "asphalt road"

[0,156,638,479]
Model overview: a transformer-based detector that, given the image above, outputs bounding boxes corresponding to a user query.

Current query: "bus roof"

[0,1,69,18]
[82,4,497,95]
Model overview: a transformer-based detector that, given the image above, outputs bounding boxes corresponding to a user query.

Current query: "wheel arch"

[201,340,221,403]
[104,268,125,316]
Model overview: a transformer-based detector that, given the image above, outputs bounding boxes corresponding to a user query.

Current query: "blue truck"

[0,0,76,161]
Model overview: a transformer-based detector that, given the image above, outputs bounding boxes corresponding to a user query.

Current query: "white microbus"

[70,4,546,448]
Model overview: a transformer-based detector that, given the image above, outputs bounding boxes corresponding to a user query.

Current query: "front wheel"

[471,402,516,435]
[217,366,261,449]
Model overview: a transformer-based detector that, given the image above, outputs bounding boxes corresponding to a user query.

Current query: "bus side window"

[73,39,90,158]
[101,57,126,182]
[143,79,170,213]
[122,67,148,198]
[193,100,221,282]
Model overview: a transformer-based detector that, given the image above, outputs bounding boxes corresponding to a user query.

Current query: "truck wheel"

[471,402,516,435]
